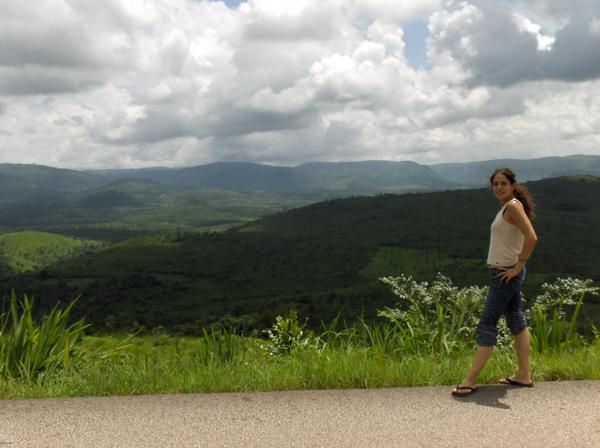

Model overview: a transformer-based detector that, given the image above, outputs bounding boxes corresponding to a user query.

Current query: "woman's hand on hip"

[496,265,522,283]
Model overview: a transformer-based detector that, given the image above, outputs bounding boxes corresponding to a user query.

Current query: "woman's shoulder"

[506,198,525,213]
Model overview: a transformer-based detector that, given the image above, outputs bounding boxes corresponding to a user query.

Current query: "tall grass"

[528,278,600,353]
[197,328,242,365]
[0,291,89,382]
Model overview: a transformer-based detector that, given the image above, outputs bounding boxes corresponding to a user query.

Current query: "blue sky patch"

[403,18,431,70]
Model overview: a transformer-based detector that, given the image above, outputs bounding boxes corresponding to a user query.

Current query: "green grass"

[0,231,104,274]
[0,291,89,382]
[359,247,482,279]
[0,333,598,399]
[1,273,598,399]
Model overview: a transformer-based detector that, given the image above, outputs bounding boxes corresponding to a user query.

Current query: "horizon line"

[0,153,596,172]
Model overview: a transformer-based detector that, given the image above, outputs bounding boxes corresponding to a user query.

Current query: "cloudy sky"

[1,0,600,169]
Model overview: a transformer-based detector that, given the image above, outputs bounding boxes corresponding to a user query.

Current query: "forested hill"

[1,176,599,334]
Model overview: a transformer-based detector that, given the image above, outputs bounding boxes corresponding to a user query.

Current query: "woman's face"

[491,173,514,202]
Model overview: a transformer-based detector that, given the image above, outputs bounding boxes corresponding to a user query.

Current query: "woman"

[452,168,538,397]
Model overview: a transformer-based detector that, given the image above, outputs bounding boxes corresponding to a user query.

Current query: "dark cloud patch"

[0,67,104,96]
[102,98,318,148]
[420,89,527,130]
[432,1,600,87]
[541,15,600,82]
[430,2,540,88]
[476,89,526,119]
[205,107,317,138]
[0,3,136,96]
[244,17,336,41]
[520,0,600,20]
[0,28,105,69]
[101,108,188,145]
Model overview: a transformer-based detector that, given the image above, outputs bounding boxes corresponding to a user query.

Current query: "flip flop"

[451,385,478,397]
[499,377,534,387]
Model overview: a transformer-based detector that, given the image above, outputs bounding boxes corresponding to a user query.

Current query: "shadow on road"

[452,384,511,409]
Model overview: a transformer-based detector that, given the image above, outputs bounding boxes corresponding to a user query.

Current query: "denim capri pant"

[476,266,528,346]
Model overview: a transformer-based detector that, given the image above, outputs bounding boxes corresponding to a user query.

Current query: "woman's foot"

[452,384,478,396]
[499,375,533,387]
[452,379,477,396]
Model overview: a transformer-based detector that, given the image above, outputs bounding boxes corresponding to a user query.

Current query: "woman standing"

[452,168,538,396]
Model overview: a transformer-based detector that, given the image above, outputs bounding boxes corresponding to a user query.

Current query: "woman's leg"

[513,328,532,382]
[460,346,494,387]
[453,269,517,395]
[504,268,531,383]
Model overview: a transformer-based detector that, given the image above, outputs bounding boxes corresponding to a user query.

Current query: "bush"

[262,310,323,356]
[378,273,488,355]
[528,278,599,353]
[0,291,89,382]
[379,274,599,356]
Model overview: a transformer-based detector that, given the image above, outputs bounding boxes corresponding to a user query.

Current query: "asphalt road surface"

[1,380,599,447]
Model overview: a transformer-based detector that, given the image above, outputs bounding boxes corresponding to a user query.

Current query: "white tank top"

[487,199,525,267]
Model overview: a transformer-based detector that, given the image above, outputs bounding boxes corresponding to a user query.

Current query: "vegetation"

[0,190,309,242]
[0,292,89,382]
[0,275,598,399]
[0,231,103,275]
[529,278,600,353]
[1,176,600,332]
[2,162,600,398]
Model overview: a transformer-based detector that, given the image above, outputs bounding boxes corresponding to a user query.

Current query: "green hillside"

[0,203,260,242]
[2,176,599,333]
[0,164,105,192]
[78,179,173,206]
[0,231,104,274]
[0,177,319,241]
[3,157,600,241]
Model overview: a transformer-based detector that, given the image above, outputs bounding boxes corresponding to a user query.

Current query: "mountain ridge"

[2,154,600,201]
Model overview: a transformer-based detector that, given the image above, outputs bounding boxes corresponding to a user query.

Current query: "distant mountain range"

[430,155,600,186]
[2,155,600,208]
[91,160,453,193]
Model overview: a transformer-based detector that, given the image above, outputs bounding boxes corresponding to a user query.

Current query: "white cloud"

[589,18,600,36]
[349,0,442,23]
[0,0,599,169]
[513,13,555,50]
[428,1,600,87]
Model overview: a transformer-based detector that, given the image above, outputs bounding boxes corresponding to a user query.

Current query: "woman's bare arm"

[498,200,538,282]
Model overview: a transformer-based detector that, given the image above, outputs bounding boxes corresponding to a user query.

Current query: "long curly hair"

[489,168,536,221]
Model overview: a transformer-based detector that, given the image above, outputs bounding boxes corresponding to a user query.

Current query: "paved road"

[1,381,599,447]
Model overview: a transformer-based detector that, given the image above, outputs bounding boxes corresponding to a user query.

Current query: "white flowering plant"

[378,273,489,354]
[261,310,324,357]
[529,277,599,353]
[378,274,599,355]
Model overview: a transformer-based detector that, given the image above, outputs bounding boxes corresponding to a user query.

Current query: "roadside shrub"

[528,278,599,353]
[0,291,89,382]
[379,274,599,356]
[261,310,323,356]
[378,273,487,355]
